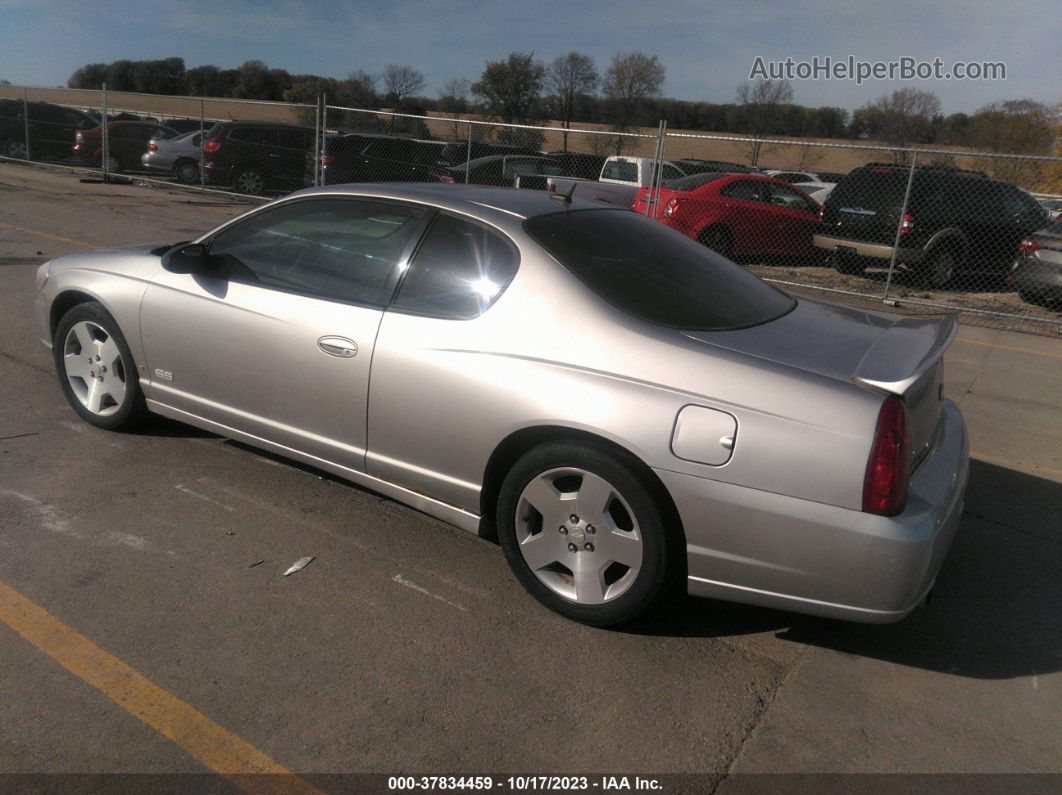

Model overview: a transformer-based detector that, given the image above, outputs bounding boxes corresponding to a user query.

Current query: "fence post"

[314,95,321,187]
[882,149,918,303]
[199,100,205,188]
[100,83,109,182]
[22,87,31,161]
[644,121,666,217]
[320,93,328,187]
[465,121,473,184]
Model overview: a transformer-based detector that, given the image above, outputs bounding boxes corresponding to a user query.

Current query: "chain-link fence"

[1,83,1059,333]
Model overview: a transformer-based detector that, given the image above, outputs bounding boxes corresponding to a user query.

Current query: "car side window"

[207,199,428,307]
[721,180,766,202]
[767,183,815,212]
[390,214,519,319]
[231,128,275,145]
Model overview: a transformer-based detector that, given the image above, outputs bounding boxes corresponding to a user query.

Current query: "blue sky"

[2,0,1058,113]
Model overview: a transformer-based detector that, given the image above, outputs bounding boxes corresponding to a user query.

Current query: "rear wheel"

[53,302,147,431]
[497,441,676,626]
[921,248,956,289]
[698,226,732,257]
[3,139,28,159]
[233,167,265,195]
[174,159,199,184]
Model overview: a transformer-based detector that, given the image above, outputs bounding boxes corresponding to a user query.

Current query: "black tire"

[920,247,957,289]
[233,167,266,196]
[53,302,148,431]
[174,159,199,184]
[832,253,865,275]
[496,440,677,626]
[2,138,28,159]
[698,226,732,257]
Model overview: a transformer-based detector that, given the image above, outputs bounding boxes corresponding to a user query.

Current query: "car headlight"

[35,261,50,291]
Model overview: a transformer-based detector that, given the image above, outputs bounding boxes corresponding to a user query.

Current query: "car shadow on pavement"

[631,459,1062,680]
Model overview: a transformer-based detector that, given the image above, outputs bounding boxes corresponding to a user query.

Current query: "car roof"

[220,121,313,130]
[290,183,605,220]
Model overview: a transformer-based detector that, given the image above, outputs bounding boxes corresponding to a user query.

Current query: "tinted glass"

[602,161,637,182]
[661,164,685,180]
[208,199,427,306]
[767,183,815,212]
[525,209,794,330]
[829,167,909,209]
[665,172,725,192]
[721,180,767,202]
[230,127,275,145]
[391,214,519,319]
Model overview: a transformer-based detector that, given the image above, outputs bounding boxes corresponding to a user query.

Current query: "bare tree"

[546,52,598,151]
[472,52,546,149]
[383,64,426,110]
[602,51,665,153]
[795,142,827,171]
[967,99,1055,185]
[438,78,471,140]
[735,78,794,166]
[860,87,942,163]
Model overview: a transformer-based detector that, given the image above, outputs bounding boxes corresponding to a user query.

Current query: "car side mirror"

[162,243,211,275]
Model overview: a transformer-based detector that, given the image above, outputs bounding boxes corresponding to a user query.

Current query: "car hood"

[46,244,170,280]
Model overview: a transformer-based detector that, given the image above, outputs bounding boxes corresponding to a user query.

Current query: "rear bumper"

[140,153,178,173]
[1011,254,1062,298]
[659,399,968,623]
[813,233,924,263]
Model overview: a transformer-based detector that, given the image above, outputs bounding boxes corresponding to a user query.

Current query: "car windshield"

[525,209,795,331]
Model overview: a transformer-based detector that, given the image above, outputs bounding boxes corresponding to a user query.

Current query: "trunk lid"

[682,297,956,466]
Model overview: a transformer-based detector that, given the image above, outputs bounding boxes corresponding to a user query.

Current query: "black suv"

[815,163,1050,287]
[202,122,315,195]
[307,134,447,186]
[0,100,97,161]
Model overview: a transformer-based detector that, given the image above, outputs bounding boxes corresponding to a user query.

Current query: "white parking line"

[392,574,468,612]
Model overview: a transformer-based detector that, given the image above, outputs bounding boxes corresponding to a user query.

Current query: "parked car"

[436,154,565,187]
[141,129,208,184]
[815,163,1051,287]
[676,159,760,175]
[73,121,179,172]
[633,172,821,258]
[436,140,539,168]
[1010,220,1062,306]
[0,100,98,160]
[162,118,207,134]
[1038,198,1062,222]
[544,151,607,180]
[34,184,967,627]
[307,134,447,186]
[764,169,826,184]
[548,155,690,208]
[201,121,315,195]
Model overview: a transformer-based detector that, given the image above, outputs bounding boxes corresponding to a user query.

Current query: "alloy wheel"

[514,467,643,605]
[235,170,264,195]
[62,321,128,416]
[6,140,28,159]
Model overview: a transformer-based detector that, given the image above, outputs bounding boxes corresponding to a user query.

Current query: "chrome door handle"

[317,336,358,358]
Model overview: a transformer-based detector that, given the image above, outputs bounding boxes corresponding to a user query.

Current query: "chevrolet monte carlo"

[34,185,969,626]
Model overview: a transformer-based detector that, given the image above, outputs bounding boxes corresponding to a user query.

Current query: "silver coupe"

[34,185,969,626]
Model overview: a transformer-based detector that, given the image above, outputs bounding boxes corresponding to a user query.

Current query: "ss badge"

[153,368,174,381]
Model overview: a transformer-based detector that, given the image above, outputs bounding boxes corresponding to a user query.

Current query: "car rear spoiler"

[852,314,958,395]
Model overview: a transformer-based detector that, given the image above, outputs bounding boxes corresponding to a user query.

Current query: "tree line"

[66,55,1057,159]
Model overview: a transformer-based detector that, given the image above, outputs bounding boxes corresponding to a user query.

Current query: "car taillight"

[899,213,914,236]
[664,198,680,218]
[318,155,335,166]
[75,132,83,143]
[147,142,158,153]
[863,396,910,516]
[817,204,825,222]
[203,139,221,153]
[1018,237,1040,253]
[431,171,455,184]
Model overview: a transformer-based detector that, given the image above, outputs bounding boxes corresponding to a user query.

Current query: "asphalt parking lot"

[1,163,1060,790]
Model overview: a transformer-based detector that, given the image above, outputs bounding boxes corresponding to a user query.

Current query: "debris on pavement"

[282,556,315,576]
[249,559,264,568]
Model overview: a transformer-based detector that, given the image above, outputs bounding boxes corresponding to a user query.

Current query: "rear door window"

[390,214,519,319]
[230,128,276,145]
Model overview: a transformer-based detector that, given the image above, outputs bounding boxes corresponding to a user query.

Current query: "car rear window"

[525,209,795,331]
[602,161,638,182]
[828,167,911,209]
[665,172,725,191]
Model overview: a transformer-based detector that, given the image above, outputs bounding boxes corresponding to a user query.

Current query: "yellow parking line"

[955,336,1062,361]
[0,579,320,795]
[0,222,100,250]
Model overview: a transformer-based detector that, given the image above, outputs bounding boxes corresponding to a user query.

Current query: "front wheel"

[53,302,147,431]
[497,441,677,626]
[3,139,28,159]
